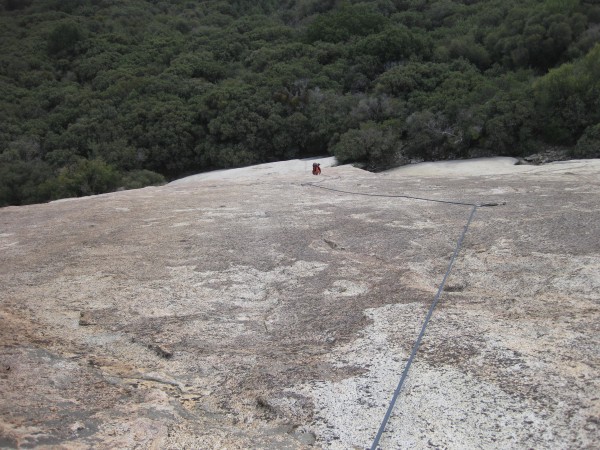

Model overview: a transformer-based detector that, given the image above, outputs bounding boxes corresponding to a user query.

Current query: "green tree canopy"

[1,0,599,206]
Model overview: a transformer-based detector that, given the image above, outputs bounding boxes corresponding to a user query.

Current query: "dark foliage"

[1,0,599,206]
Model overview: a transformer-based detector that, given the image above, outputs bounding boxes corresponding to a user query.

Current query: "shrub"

[572,123,600,158]
[51,158,120,199]
[120,169,166,190]
[47,22,83,56]
[332,121,406,170]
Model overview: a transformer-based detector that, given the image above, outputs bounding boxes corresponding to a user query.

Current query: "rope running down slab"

[301,181,501,208]
[302,180,499,449]
[370,204,477,449]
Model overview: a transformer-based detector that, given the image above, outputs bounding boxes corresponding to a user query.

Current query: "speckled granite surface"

[1,158,598,448]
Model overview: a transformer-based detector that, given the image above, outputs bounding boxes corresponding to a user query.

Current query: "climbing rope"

[302,178,501,449]
[370,204,477,450]
[301,180,502,208]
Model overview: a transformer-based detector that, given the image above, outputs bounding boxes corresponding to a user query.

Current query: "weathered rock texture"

[0,158,599,449]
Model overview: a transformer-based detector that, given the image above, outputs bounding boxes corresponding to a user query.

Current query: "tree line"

[1,0,599,206]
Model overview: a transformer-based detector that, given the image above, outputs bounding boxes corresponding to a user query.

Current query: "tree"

[49,158,120,199]
[120,169,166,189]
[534,43,600,143]
[332,121,406,170]
[305,4,387,43]
[352,27,431,67]
[573,123,600,158]
[404,110,466,161]
[47,22,84,57]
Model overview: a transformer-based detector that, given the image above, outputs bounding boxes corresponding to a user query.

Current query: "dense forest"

[1,0,599,206]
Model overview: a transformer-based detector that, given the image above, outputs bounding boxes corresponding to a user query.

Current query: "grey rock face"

[0,159,598,448]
